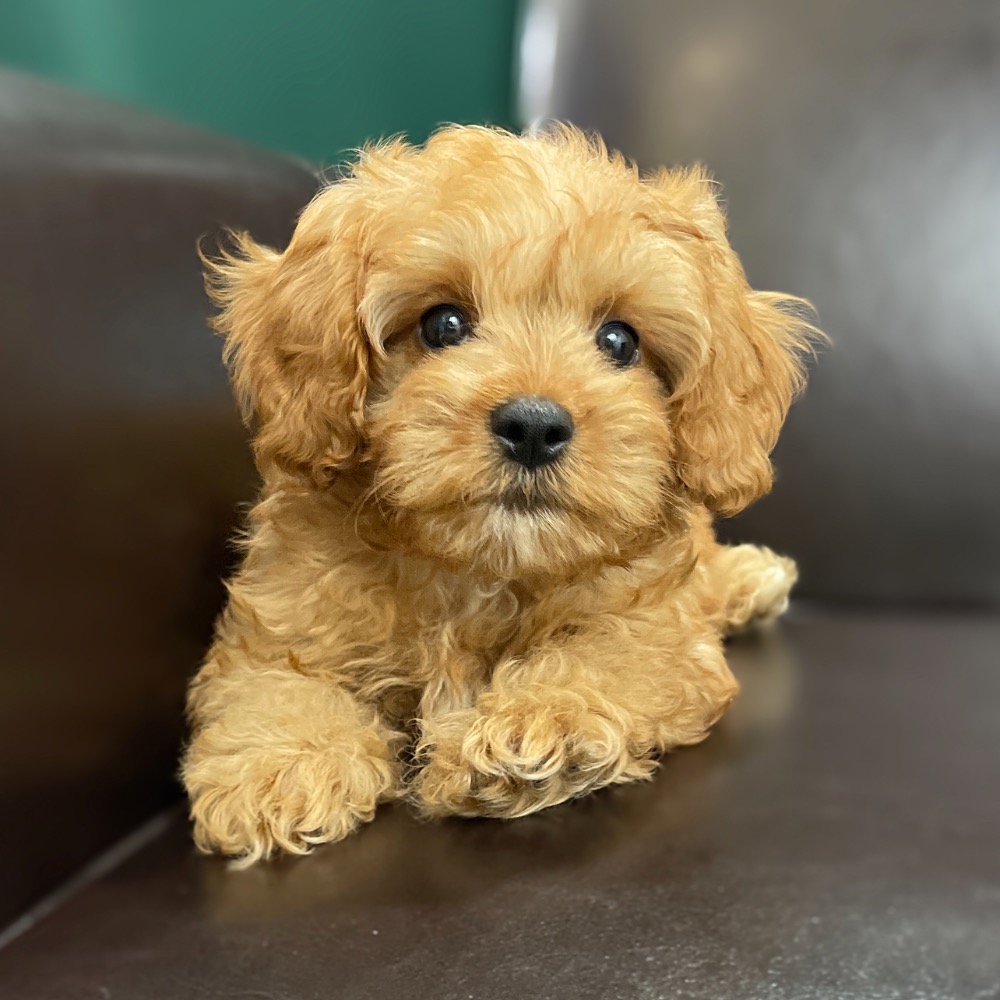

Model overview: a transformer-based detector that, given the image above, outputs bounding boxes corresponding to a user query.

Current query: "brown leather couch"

[1,16,998,994]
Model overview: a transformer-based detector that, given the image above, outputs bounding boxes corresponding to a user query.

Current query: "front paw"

[184,738,397,867]
[412,689,655,819]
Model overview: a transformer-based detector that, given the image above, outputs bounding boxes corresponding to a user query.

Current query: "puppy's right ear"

[203,182,371,484]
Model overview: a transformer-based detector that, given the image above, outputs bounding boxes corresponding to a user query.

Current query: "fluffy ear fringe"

[198,208,370,484]
[673,287,823,517]
[200,232,283,426]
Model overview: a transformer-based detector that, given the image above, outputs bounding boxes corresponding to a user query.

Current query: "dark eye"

[419,304,473,350]
[595,320,640,367]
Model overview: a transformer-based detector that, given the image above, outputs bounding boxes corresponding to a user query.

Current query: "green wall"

[0,0,518,163]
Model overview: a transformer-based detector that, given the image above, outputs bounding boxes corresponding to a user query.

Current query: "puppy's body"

[183,126,813,864]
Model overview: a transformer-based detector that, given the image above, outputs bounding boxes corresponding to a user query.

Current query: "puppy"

[183,125,815,865]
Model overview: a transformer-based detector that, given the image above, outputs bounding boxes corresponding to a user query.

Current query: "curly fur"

[182,125,817,865]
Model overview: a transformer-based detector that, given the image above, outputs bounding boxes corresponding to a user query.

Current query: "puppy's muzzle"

[491,396,574,470]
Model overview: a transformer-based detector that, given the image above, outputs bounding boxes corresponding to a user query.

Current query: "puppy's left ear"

[203,181,374,485]
[652,168,817,516]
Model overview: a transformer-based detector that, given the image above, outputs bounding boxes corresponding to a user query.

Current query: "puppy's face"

[209,127,811,579]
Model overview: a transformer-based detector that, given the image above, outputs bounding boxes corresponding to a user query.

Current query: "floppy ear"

[203,183,371,485]
[654,169,815,516]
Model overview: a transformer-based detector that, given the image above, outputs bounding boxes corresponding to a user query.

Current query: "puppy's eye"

[419,304,473,350]
[595,321,640,368]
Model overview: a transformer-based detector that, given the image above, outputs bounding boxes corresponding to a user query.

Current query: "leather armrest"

[0,68,318,925]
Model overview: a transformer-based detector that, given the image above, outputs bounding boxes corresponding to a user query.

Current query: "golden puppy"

[183,125,815,865]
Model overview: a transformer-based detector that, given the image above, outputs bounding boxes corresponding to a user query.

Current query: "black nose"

[490,396,574,470]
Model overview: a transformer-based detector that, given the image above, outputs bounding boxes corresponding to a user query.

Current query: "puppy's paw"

[723,547,798,632]
[413,689,654,819]
[184,738,397,867]
[751,554,798,621]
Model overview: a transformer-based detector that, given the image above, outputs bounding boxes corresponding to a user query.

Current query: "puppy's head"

[208,126,814,579]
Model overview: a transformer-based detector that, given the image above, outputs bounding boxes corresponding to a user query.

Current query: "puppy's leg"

[700,542,798,633]
[183,657,399,865]
[413,622,737,819]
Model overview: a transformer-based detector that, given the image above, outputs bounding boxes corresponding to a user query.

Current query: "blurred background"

[0,0,518,160]
[1,2,998,996]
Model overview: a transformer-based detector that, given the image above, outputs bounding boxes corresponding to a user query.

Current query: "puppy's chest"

[396,578,611,673]
[400,584,530,666]
[334,583,531,721]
